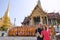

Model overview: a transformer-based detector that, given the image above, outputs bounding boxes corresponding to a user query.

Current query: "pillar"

[30,18,34,25]
[47,17,48,25]
[40,16,43,24]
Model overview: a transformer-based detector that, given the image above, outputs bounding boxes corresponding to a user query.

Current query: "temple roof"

[48,12,60,20]
[21,17,30,25]
[29,0,47,17]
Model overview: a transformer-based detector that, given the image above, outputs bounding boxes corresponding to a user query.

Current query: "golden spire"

[37,0,42,9]
[2,0,11,30]
[4,0,10,17]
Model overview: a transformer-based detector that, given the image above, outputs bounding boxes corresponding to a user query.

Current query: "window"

[52,18,56,25]
[48,19,51,25]
[33,17,40,25]
[43,17,47,24]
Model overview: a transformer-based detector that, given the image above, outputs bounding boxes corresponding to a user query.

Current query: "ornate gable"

[29,0,47,18]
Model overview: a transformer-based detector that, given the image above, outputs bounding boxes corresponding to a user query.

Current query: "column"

[47,17,48,25]
[55,20,58,25]
[51,19,53,25]
[30,18,34,25]
[40,16,43,24]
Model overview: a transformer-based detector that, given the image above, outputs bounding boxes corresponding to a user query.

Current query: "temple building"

[22,0,48,25]
[0,2,11,31]
[22,0,60,26]
[48,12,60,25]
[22,17,30,25]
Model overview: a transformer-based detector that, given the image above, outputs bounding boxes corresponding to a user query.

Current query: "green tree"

[0,25,7,31]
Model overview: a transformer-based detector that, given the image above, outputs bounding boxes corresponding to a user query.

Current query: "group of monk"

[35,22,55,40]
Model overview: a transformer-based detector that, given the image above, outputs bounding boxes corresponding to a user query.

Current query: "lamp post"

[14,18,16,26]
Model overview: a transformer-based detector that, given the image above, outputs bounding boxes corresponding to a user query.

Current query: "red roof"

[48,12,60,20]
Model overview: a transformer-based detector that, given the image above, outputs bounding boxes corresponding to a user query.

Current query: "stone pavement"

[0,36,57,40]
[0,36,60,40]
[0,37,37,40]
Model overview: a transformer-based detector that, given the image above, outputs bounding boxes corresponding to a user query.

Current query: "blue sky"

[0,0,60,26]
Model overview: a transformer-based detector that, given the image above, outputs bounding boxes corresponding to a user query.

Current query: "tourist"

[58,24,60,33]
[35,22,43,40]
[49,25,55,40]
[41,25,51,40]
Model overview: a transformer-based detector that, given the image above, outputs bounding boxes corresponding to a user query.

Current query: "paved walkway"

[0,36,57,40]
[0,37,37,40]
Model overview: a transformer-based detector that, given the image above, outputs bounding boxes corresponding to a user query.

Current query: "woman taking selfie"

[41,25,51,40]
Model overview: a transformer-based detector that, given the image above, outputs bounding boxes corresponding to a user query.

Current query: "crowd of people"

[35,22,60,40]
